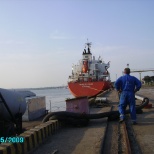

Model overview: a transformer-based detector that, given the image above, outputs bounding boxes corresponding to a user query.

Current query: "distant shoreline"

[12,86,68,91]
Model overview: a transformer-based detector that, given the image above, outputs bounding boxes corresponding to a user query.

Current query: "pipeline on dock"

[42,95,149,126]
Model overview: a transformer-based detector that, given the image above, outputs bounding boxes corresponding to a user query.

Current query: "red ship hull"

[68,81,110,97]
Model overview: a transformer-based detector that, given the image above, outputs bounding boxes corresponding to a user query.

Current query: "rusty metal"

[118,122,131,154]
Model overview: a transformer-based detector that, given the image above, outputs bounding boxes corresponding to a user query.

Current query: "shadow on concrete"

[32,118,107,154]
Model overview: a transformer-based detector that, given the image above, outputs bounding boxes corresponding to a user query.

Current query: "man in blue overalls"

[115,68,141,124]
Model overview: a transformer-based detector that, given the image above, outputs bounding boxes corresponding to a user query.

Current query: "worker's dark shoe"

[132,121,137,125]
[119,119,124,123]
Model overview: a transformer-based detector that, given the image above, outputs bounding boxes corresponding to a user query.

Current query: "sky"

[0,0,154,88]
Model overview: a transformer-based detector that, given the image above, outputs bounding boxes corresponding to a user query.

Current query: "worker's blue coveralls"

[114,74,141,122]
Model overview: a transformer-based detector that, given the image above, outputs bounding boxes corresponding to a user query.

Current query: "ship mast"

[81,40,92,78]
[85,40,92,54]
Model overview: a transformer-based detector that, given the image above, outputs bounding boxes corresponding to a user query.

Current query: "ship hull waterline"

[68,81,110,98]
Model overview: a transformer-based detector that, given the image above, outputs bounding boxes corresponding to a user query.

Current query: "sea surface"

[30,88,74,112]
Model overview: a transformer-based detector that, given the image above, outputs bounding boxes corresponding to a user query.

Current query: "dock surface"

[30,87,154,154]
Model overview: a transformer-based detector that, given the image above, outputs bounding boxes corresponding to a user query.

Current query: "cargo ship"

[68,42,111,97]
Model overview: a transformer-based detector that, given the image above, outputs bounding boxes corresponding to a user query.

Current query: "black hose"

[42,96,149,123]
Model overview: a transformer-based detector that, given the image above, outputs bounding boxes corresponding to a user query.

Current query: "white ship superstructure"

[69,42,110,82]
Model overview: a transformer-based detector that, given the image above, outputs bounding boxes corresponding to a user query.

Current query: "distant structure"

[122,64,154,81]
[131,68,154,81]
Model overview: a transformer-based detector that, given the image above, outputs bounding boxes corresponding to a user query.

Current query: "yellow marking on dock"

[0,120,60,154]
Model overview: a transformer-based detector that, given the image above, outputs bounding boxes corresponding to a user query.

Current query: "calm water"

[30,88,74,112]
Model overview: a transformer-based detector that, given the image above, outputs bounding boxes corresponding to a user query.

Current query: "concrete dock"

[132,87,154,154]
[32,109,111,154]
[33,87,154,154]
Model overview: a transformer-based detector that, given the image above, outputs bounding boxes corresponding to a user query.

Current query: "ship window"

[85,56,88,58]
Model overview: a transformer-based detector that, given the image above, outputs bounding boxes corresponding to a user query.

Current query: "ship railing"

[47,99,67,112]
[49,106,66,112]
[78,76,89,78]
[71,79,105,82]
[99,74,109,77]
